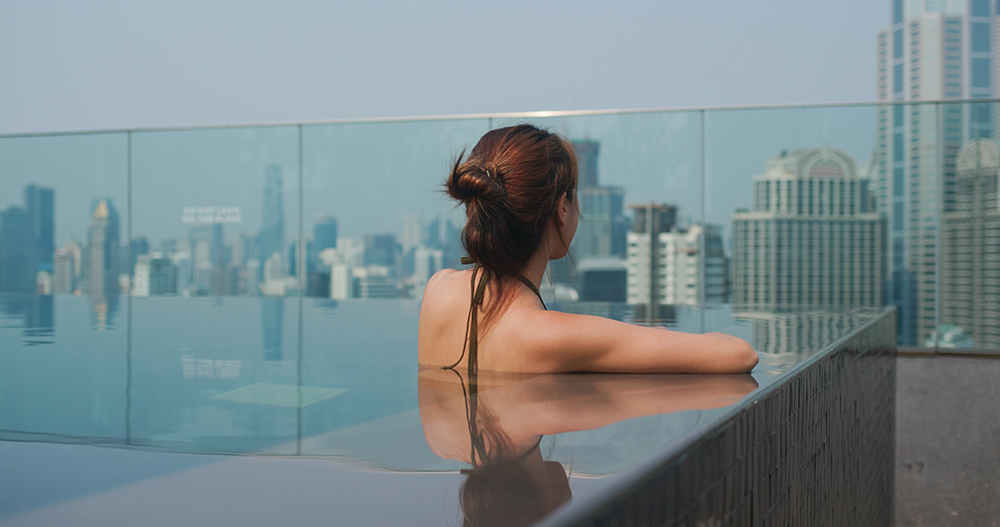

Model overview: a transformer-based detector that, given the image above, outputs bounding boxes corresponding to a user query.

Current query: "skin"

[418,367,759,517]
[418,192,760,374]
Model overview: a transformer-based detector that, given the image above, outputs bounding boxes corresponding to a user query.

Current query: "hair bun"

[448,165,505,205]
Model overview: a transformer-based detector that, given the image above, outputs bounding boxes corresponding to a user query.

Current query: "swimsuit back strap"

[443,258,547,375]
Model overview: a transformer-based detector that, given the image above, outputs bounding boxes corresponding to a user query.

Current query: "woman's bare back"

[418,268,759,374]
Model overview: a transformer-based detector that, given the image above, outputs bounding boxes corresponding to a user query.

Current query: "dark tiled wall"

[571,310,897,527]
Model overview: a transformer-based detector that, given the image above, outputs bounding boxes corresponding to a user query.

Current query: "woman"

[418,124,758,374]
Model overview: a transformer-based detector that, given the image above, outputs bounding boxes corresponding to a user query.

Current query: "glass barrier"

[1,101,998,388]
[935,101,1000,351]
[0,132,130,440]
[128,126,302,450]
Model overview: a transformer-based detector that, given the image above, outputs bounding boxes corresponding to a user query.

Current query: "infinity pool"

[0,295,880,526]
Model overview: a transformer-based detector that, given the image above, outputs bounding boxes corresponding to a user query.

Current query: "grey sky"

[0,1,887,135]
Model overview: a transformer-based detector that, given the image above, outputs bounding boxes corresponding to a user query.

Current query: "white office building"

[732,147,886,310]
[626,221,727,306]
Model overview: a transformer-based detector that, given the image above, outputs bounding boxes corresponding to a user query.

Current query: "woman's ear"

[556,192,569,228]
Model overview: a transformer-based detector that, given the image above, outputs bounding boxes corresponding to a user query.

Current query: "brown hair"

[447,125,578,326]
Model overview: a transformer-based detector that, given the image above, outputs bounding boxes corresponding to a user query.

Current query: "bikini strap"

[442,257,546,375]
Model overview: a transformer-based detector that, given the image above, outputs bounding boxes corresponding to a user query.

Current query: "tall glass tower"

[875,0,998,345]
[256,164,285,265]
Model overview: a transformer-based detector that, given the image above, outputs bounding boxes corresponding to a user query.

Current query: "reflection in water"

[0,293,54,344]
[262,297,284,361]
[630,303,677,325]
[734,308,880,375]
[419,368,757,527]
[88,294,121,330]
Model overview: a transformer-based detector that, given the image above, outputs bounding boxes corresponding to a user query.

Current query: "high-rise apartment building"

[625,203,676,305]
[732,148,885,311]
[86,199,121,297]
[941,138,1000,347]
[626,213,726,306]
[876,0,998,344]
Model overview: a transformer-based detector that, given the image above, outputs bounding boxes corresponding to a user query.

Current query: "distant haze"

[0,0,886,135]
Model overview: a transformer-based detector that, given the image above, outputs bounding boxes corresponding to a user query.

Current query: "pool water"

[0,295,879,526]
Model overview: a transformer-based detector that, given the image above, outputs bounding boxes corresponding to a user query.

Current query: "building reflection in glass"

[262,296,284,361]
[0,293,54,344]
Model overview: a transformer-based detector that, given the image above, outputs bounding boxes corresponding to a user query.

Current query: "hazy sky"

[0,1,888,135]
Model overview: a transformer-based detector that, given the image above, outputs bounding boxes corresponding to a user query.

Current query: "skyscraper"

[732,147,886,310]
[876,0,999,344]
[256,164,284,267]
[190,223,225,296]
[52,247,75,294]
[85,199,121,297]
[0,207,34,292]
[573,140,600,189]
[940,138,1000,347]
[24,185,54,274]
[625,203,677,306]
[313,216,338,255]
[570,140,629,260]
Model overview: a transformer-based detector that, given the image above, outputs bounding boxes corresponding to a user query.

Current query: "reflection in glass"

[262,296,284,361]
[419,368,757,526]
[939,139,1000,349]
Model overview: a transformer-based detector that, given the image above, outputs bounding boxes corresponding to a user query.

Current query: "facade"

[551,141,630,290]
[941,138,1000,347]
[24,185,54,274]
[625,203,675,305]
[0,206,34,292]
[256,164,285,269]
[626,219,727,306]
[189,223,225,296]
[52,247,75,294]
[732,147,886,310]
[85,199,121,297]
[876,0,999,344]
[133,254,177,297]
[577,257,627,302]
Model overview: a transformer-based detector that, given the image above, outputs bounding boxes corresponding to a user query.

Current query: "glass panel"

[0,132,129,440]
[520,111,704,313]
[703,104,891,340]
[937,101,1000,351]
[129,126,302,452]
[298,118,487,444]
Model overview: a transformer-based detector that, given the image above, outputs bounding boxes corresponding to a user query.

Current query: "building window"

[894,29,904,58]
[972,102,994,124]
[972,58,991,88]
[894,0,903,24]
[972,22,991,52]
[893,168,904,197]
[894,64,904,93]
[893,105,904,127]
[972,0,991,16]
[893,132,904,162]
